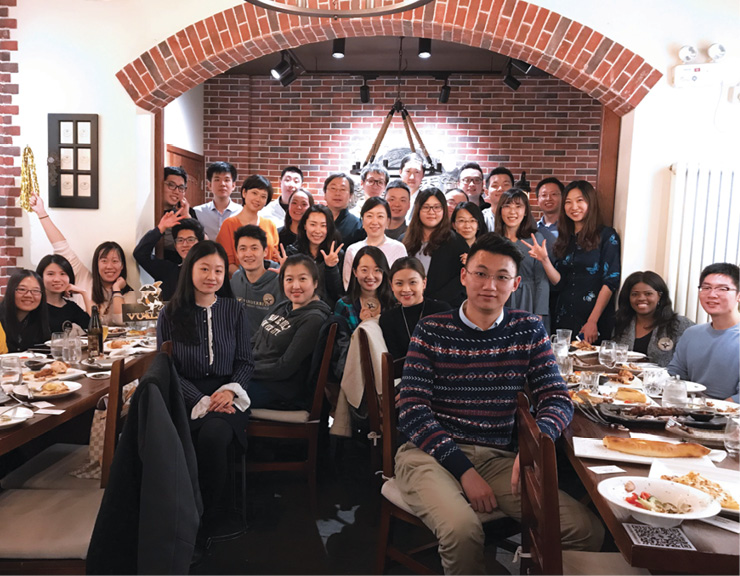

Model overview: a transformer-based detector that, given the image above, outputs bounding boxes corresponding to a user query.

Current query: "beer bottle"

[88,305,104,358]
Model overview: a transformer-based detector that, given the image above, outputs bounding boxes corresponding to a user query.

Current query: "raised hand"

[157,210,184,233]
[66,283,86,297]
[178,196,191,218]
[29,194,47,217]
[521,233,548,262]
[112,276,127,292]
[275,244,289,268]
[320,241,344,268]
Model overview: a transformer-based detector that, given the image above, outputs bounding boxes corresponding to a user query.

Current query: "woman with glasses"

[403,188,469,307]
[494,189,551,331]
[36,254,91,332]
[0,270,50,352]
[451,201,487,248]
[30,195,136,326]
[614,271,694,366]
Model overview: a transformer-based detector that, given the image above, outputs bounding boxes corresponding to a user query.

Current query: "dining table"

[561,411,740,575]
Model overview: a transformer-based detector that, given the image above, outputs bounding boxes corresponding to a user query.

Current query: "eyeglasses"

[165,181,187,193]
[461,177,483,185]
[464,269,514,284]
[455,219,478,226]
[365,178,386,187]
[420,204,444,213]
[175,236,198,245]
[698,285,737,294]
[15,287,42,296]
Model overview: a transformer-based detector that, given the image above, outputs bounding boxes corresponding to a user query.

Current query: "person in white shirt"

[481,166,514,231]
[343,197,407,290]
[259,166,305,228]
[193,162,242,240]
[401,154,425,224]
[350,163,389,217]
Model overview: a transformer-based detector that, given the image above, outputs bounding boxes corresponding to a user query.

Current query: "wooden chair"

[245,321,338,501]
[516,392,647,575]
[0,352,157,574]
[358,327,382,474]
[375,353,512,575]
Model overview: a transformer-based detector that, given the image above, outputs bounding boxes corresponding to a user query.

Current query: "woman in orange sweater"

[216,175,279,277]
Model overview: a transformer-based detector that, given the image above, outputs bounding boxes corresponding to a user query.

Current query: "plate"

[0,352,47,361]
[649,461,740,516]
[572,437,717,467]
[106,327,127,338]
[597,476,721,527]
[21,367,86,385]
[13,381,82,400]
[0,406,34,429]
[703,399,740,415]
[600,374,644,388]
[87,372,111,380]
[82,357,117,370]
[597,385,658,406]
[626,351,647,360]
[597,404,684,429]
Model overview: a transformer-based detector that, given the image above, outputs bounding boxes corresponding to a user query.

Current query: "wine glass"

[598,340,616,368]
[614,343,629,367]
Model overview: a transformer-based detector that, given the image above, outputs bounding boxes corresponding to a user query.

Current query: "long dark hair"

[614,271,681,341]
[283,189,314,231]
[293,205,340,261]
[0,270,50,350]
[166,241,233,344]
[452,202,487,239]
[345,246,393,309]
[403,188,451,257]
[36,254,76,287]
[554,180,602,258]
[91,242,132,306]
[494,188,538,239]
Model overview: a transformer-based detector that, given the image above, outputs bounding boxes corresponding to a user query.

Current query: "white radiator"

[665,163,739,324]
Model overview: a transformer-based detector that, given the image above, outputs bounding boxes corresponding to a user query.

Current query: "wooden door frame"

[597,107,621,226]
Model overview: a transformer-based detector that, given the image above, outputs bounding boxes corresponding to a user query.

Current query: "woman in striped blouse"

[157,240,253,532]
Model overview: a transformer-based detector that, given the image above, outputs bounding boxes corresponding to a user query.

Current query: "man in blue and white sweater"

[396,233,603,574]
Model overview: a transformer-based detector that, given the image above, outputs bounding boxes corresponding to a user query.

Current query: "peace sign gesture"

[275,244,289,268]
[320,241,344,268]
[521,233,548,263]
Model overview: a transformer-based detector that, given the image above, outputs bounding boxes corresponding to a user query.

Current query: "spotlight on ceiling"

[511,59,533,75]
[270,52,291,80]
[332,38,345,59]
[503,61,521,91]
[279,68,298,87]
[360,80,370,103]
[418,38,432,59]
[439,78,450,103]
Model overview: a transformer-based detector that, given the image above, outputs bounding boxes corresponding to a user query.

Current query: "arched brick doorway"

[117,1,661,116]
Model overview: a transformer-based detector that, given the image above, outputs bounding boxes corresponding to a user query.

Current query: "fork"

[8,393,36,409]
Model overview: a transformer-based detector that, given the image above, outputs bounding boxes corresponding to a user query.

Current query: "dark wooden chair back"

[101,351,157,488]
[308,322,338,421]
[380,354,405,481]
[516,392,563,575]
[358,328,382,469]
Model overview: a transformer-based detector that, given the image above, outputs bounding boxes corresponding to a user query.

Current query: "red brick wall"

[203,74,601,202]
[0,0,19,296]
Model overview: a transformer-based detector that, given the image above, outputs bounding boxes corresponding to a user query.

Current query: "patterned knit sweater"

[397,307,573,479]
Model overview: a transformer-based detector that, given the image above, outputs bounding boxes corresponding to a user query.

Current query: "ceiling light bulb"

[418,38,431,59]
[708,43,726,62]
[332,38,345,59]
[678,45,698,63]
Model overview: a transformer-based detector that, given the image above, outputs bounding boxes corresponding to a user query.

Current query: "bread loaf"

[602,436,710,458]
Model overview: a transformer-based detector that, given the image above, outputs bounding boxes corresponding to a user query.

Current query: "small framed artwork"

[48,114,98,209]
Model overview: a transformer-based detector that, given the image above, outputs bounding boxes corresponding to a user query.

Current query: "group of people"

[1,154,738,562]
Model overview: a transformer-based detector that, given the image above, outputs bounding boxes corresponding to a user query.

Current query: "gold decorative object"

[20,145,40,212]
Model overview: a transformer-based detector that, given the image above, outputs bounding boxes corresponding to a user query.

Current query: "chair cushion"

[381,478,507,523]
[0,489,104,559]
[250,408,310,423]
[1,444,95,490]
[562,550,649,575]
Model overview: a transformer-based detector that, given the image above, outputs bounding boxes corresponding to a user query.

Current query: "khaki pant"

[395,442,604,575]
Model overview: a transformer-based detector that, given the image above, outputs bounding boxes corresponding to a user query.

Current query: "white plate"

[704,399,740,415]
[617,362,659,374]
[0,406,34,429]
[0,352,47,361]
[572,348,598,357]
[13,381,82,400]
[21,367,86,385]
[649,461,740,516]
[626,351,647,360]
[572,437,717,467]
[597,385,658,406]
[87,372,111,380]
[598,475,721,527]
[602,375,644,389]
[82,357,117,369]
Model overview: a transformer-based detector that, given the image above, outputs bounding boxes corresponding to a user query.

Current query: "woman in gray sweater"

[613,271,694,366]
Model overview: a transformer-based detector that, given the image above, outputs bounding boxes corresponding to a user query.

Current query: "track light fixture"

[270,50,304,87]
[438,77,450,103]
[503,61,520,91]
[418,38,431,59]
[270,52,291,80]
[360,80,370,103]
[332,38,345,59]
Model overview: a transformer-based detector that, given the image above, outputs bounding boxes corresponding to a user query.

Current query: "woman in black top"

[403,188,469,307]
[380,257,450,359]
[36,254,90,332]
[278,189,313,249]
[0,270,50,352]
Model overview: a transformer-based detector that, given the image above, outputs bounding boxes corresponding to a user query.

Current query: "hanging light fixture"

[270,52,291,80]
[270,50,305,87]
[503,60,520,91]
[332,38,345,59]
[360,80,370,103]
[418,38,432,59]
[438,77,450,103]
[243,0,435,19]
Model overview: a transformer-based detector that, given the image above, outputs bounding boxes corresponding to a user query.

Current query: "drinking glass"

[557,355,573,378]
[598,341,616,368]
[1,357,25,399]
[102,326,109,341]
[63,336,82,364]
[662,376,687,408]
[579,371,600,393]
[614,343,629,366]
[50,332,66,360]
[550,335,569,362]
[556,329,572,346]
[643,368,667,397]
[724,417,740,457]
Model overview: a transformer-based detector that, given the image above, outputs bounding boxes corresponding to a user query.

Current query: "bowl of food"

[598,476,721,528]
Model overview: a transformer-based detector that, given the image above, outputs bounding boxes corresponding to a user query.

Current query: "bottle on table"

[88,305,104,359]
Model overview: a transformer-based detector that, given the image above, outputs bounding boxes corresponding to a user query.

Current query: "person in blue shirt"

[535,176,563,243]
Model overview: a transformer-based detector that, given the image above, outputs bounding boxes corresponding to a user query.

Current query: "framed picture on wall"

[48,113,99,209]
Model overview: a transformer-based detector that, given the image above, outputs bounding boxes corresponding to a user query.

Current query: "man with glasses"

[351,163,389,217]
[162,166,197,262]
[457,161,487,209]
[395,233,603,574]
[668,262,740,401]
[134,215,205,301]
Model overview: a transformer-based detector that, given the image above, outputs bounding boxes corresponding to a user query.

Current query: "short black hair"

[241,174,274,205]
[467,232,522,274]
[164,166,187,184]
[281,166,304,181]
[207,161,237,182]
[360,163,389,185]
[234,224,267,250]
[361,196,391,219]
[459,162,484,177]
[445,188,469,200]
[323,172,355,197]
[172,218,205,242]
[384,179,410,197]
[486,166,514,187]
[535,177,564,197]
[700,262,740,291]
[36,254,76,285]
[400,153,425,175]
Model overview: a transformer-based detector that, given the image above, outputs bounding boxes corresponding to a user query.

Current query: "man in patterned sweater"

[396,233,603,574]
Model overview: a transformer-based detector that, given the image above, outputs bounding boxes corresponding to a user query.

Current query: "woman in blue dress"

[524,180,620,344]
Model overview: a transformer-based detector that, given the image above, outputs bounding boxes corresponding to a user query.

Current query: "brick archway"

[117,0,661,116]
